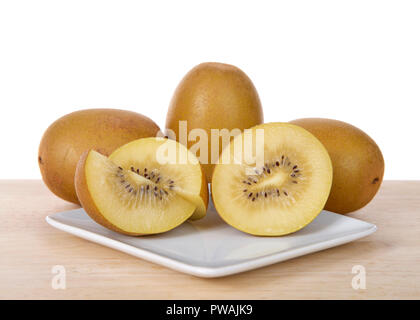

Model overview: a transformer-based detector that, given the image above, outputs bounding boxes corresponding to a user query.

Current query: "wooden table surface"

[1,180,419,299]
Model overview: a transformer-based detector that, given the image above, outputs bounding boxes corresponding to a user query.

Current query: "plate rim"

[46,213,377,278]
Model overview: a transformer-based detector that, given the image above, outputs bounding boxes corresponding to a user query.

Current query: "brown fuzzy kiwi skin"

[74,150,146,236]
[39,109,160,205]
[290,118,384,214]
[165,62,264,182]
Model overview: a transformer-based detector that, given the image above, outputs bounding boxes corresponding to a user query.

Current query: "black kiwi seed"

[164,190,168,195]
[248,192,253,198]
[144,173,148,178]
[243,189,247,192]
[275,161,280,166]
[154,186,158,191]
[144,168,147,172]
[264,192,268,198]
[252,198,256,202]
[125,184,131,189]
[291,174,296,177]
[284,191,288,196]
[129,188,133,193]
[118,166,123,170]
[136,168,140,174]
[276,189,280,196]
[256,193,259,198]
[156,177,161,183]
[292,181,298,184]
[294,169,299,173]
[267,168,271,174]
[146,185,150,190]
[293,165,297,170]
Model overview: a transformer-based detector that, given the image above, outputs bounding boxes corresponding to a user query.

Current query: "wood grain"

[0,180,419,299]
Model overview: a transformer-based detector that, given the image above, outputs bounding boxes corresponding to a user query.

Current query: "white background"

[0,0,419,179]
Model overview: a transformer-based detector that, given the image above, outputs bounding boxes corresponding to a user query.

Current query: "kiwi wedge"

[211,123,333,236]
[75,138,208,236]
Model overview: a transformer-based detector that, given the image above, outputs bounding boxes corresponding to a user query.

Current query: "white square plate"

[46,199,376,278]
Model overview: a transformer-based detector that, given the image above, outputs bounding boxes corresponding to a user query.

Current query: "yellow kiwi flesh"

[75,150,196,235]
[211,123,333,236]
[75,138,208,235]
[289,118,384,214]
[39,109,160,204]
[165,62,264,182]
[109,138,208,220]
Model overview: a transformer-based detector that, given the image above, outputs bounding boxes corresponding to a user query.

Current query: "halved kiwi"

[211,123,333,236]
[75,138,208,236]
[109,137,208,220]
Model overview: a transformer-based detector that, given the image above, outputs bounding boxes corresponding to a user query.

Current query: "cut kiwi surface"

[109,137,208,221]
[75,138,208,236]
[211,123,333,236]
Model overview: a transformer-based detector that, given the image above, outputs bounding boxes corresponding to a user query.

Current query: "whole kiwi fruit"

[38,108,160,204]
[165,62,264,182]
[289,118,384,214]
